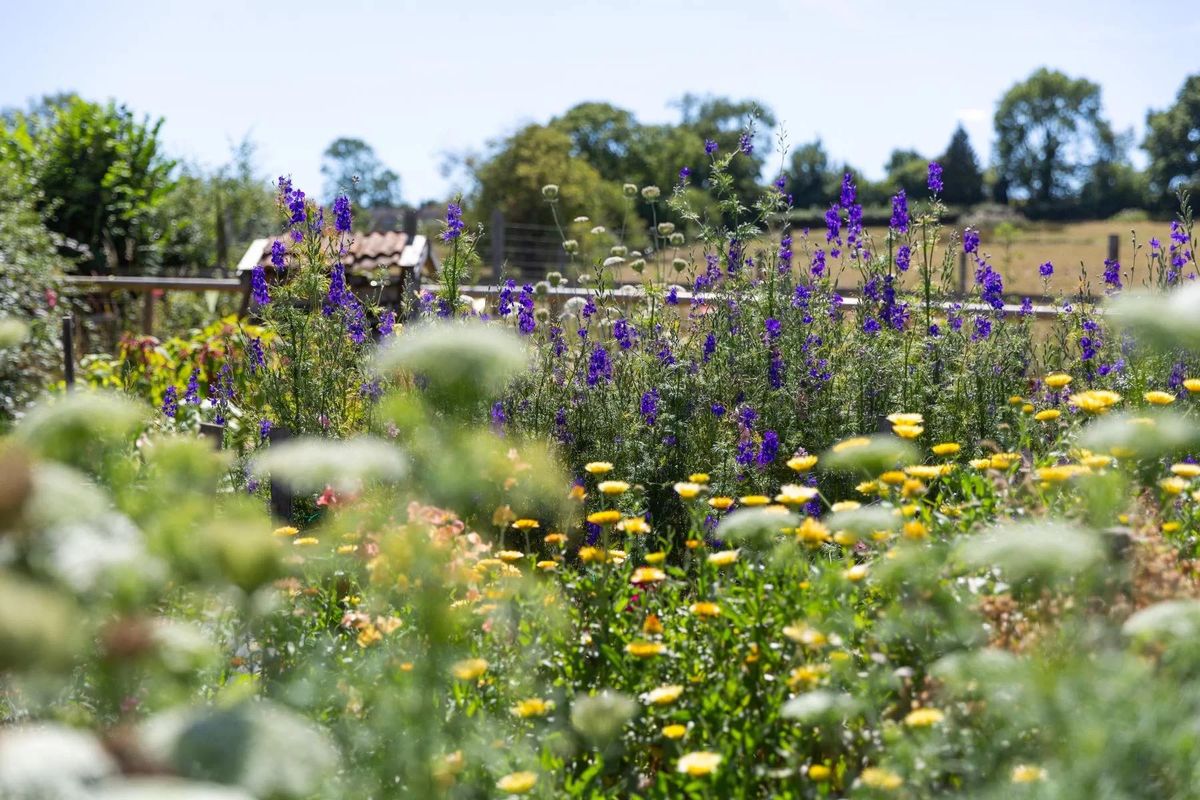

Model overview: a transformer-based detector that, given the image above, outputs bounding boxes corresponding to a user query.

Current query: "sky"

[2,0,1196,204]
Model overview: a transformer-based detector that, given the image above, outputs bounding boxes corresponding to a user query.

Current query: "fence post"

[142,292,155,335]
[490,209,506,278]
[1107,234,1119,264]
[198,422,225,450]
[957,251,968,296]
[62,314,75,389]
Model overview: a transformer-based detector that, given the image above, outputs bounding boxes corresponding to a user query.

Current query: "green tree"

[1143,74,1200,207]
[885,149,929,197]
[321,138,402,209]
[938,125,985,205]
[1,95,175,273]
[994,68,1112,208]
[784,140,839,209]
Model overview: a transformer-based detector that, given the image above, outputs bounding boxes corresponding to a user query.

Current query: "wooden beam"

[62,275,243,292]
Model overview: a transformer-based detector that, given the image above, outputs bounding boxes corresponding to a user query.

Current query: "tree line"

[1,67,1198,274]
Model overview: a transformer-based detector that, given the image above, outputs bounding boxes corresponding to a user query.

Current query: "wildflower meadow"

[4,135,1200,800]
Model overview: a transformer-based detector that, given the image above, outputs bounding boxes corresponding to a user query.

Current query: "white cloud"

[956,108,990,124]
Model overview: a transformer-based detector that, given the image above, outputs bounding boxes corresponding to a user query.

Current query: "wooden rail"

[62,274,248,334]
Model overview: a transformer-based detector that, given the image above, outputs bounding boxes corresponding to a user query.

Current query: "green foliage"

[1,94,176,272]
[1143,73,1200,208]
[937,125,985,206]
[320,137,402,209]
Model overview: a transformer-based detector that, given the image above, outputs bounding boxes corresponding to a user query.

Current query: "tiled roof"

[248,231,412,274]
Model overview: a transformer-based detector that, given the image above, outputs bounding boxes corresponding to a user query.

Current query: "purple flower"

[705,139,718,156]
[440,202,465,242]
[259,418,273,439]
[768,351,785,389]
[270,240,287,269]
[679,166,691,181]
[248,337,265,373]
[778,234,793,273]
[161,385,178,418]
[863,316,881,335]
[1150,237,1162,252]
[738,405,758,429]
[640,388,659,426]
[976,263,1005,310]
[824,206,841,243]
[490,401,507,427]
[765,318,782,340]
[889,189,909,233]
[963,228,980,254]
[927,162,943,194]
[810,248,826,278]
[326,264,348,314]
[586,344,612,387]
[710,402,726,417]
[251,266,270,306]
[757,430,779,466]
[184,368,200,404]
[738,132,754,154]
[333,194,352,233]
[1020,297,1033,316]
[1039,261,1054,278]
[666,286,679,305]
[972,316,992,341]
[1103,258,1122,289]
[839,173,856,209]
[379,310,395,337]
[359,380,383,401]
[896,244,911,272]
[703,331,717,363]
[1170,220,1188,245]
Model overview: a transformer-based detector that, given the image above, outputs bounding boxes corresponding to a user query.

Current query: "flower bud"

[610,245,627,257]
[541,184,559,200]
[669,232,685,246]
[546,271,564,287]
[562,240,579,255]
[590,226,606,235]
[630,259,646,274]
[535,308,550,323]
[623,183,639,198]
[672,258,688,273]
[641,186,661,201]
[603,256,625,269]
[656,222,675,236]
[534,281,550,296]
[578,273,594,286]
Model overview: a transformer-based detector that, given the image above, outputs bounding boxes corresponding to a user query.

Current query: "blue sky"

[2,0,1195,203]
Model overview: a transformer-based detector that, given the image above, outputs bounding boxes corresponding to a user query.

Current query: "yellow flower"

[496,771,538,794]
[905,465,945,480]
[598,480,630,495]
[707,549,739,566]
[1069,389,1122,413]
[777,484,819,506]
[787,454,819,472]
[808,764,832,782]
[535,560,558,571]
[1036,464,1090,483]
[618,516,651,534]
[690,601,721,617]
[1044,372,1073,389]
[356,625,382,647]
[845,563,869,582]
[899,503,920,517]
[1170,463,1200,478]
[788,664,827,688]
[663,724,687,739]
[856,480,879,495]
[902,520,928,541]
[688,472,711,484]
[1184,378,1200,393]
[568,484,587,502]
[674,481,703,499]
[1145,390,1176,405]
[989,452,1021,469]
[887,412,924,426]
[685,538,703,549]
[293,536,319,546]
[833,530,859,546]
[451,658,489,681]
[645,551,667,564]
[892,423,924,439]
[512,518,540,530]
[642,614,664,635]
[497,550,525,563]
[860,767,903,789]
[631,566,667,585]
[1081,454,1114,469]
[1163,521,1182,534]
[833,436,870,453]
[739,494,771,506]
[969,458,991,469]
[783,623,827,648]
[587,510,622,526]
[830,500,861,512]
[708,496,735,510]
[1021,403,1035,414]
[931,442,961,456]
[1011,764,1047,784]
[578,546,604,563]
[644,685,683,705]
[1034,409,1061,422]
[512,698,554,718]
[796,517,831,547]
[1008,395,1025,405]
[273,526,299,537]
[904,707,945,727]
[879,470,907,486]
[584,461,614,474]
[1161,477,1189,496]
[676,751,722,777]
[336,544,357,555]
[625,640,665,657]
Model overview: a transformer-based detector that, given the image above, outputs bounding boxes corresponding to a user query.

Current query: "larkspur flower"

[810,248,826,277]
[1103,258,1122,289]
[710,402,726,417]
[889,189,909,233]
[704,139,718,155]
[963,228,980,254]
[679,165,691,181]
[738,132,753,154]
[378,310,395,337]
[640,389,659,426]
[768,351,785,389]
[270,239,286,269]
[248,337,265,373]
[333,194,352,233]
[927,161,943,194]
[778,234,793,274]
[765,318,782,340]
[259,418,273,439]
[896,244,911,271]
[703,331,717,363]
[251,265,270,306]
[184,368,200,404]
[824,206,841,243]
[863,316,881,335]
[326,264,348,314]
[757,430,780,466]
[491,401,507,427]
[839,173,856,209]
[1039,261,1054,278]
[161,385,178,418]
[972,316,992,341]
[440,202,465,242]
[587,344,612,387]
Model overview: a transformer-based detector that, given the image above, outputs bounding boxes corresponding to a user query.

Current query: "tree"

[1144,74,1200,208]
[1,95,175,273]
[321,138,402,209]
[938,125,984,205]
[784,140,838,208]
[884,149,929,197]
[994,68,1112,208]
